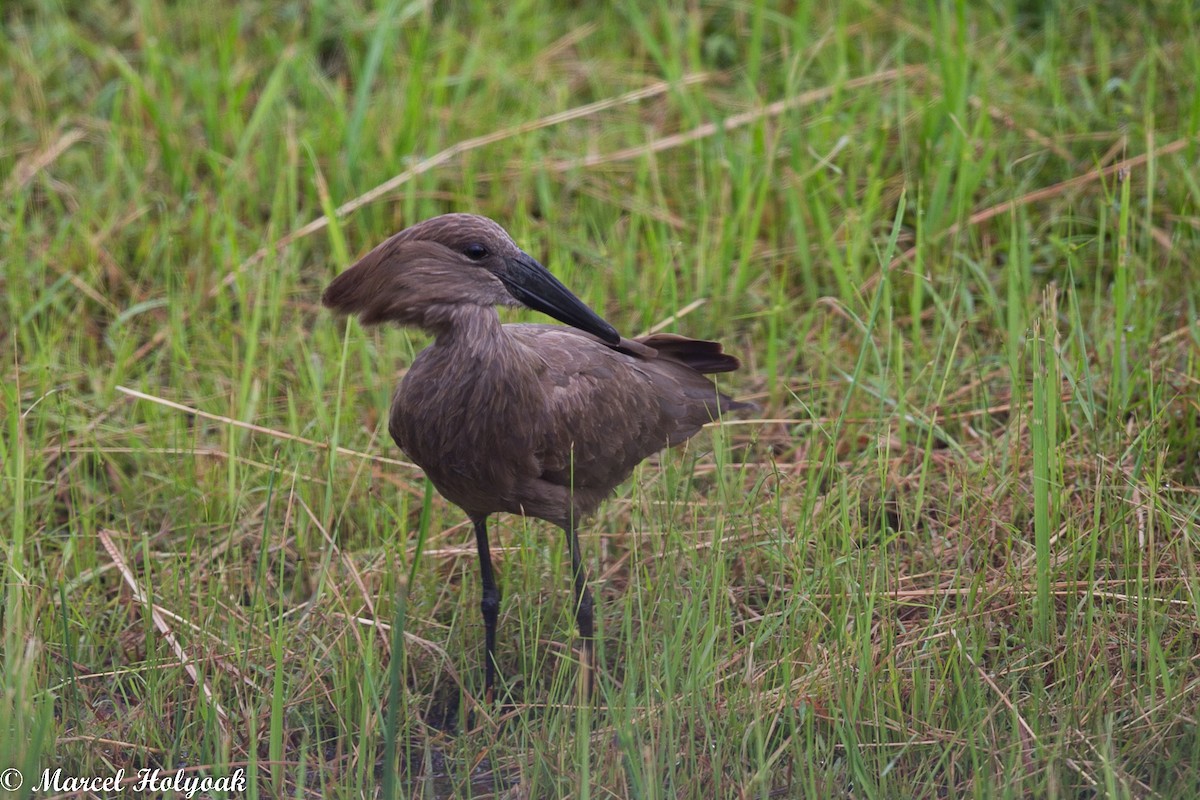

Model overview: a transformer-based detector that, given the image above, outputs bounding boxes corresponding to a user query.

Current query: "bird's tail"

[716,393,758,415]
[634,333,741,374]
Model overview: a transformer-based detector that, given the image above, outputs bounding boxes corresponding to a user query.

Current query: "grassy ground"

[4,0,1200,797]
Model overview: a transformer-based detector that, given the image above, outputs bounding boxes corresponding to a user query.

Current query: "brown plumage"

[323,213,748,701]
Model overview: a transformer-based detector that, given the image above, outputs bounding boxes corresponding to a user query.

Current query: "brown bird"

[322,213,748,701]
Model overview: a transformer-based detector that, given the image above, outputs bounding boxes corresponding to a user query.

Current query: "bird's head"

[321,213,619,344]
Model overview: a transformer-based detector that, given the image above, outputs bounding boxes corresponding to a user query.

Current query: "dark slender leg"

[471,514,501,704]
[563,519,595,700]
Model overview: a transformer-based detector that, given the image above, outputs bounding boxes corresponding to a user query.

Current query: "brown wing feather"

[507,325,743,501]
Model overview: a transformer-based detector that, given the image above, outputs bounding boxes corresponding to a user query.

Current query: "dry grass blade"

[96,529,231,739]
[546,65,926,172]
[115,385,417,469]
[953,629,1100,790]
[639,298,707,337]
[4,127,86,194]
[890,135,1199,268]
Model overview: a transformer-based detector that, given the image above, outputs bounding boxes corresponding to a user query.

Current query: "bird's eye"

[463,243,489,261]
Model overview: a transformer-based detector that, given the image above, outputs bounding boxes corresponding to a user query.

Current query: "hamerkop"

[323,213,748,700]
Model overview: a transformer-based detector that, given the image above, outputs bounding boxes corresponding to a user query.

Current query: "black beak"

[501,252,620,344]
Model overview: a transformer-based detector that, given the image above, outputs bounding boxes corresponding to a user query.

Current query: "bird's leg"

[471,514,501,705]
[564,518,595,701]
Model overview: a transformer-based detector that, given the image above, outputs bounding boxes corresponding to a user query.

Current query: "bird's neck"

[427,304,517,360]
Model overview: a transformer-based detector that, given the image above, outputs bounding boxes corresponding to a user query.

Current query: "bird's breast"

[388,345,541,515]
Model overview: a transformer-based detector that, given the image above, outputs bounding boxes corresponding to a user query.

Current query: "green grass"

[4,0,1200,796]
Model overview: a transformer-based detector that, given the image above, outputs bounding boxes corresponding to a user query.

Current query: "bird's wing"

[507,325,734,493]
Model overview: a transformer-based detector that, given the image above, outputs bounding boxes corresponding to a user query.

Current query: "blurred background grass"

[3,0,1200,797]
